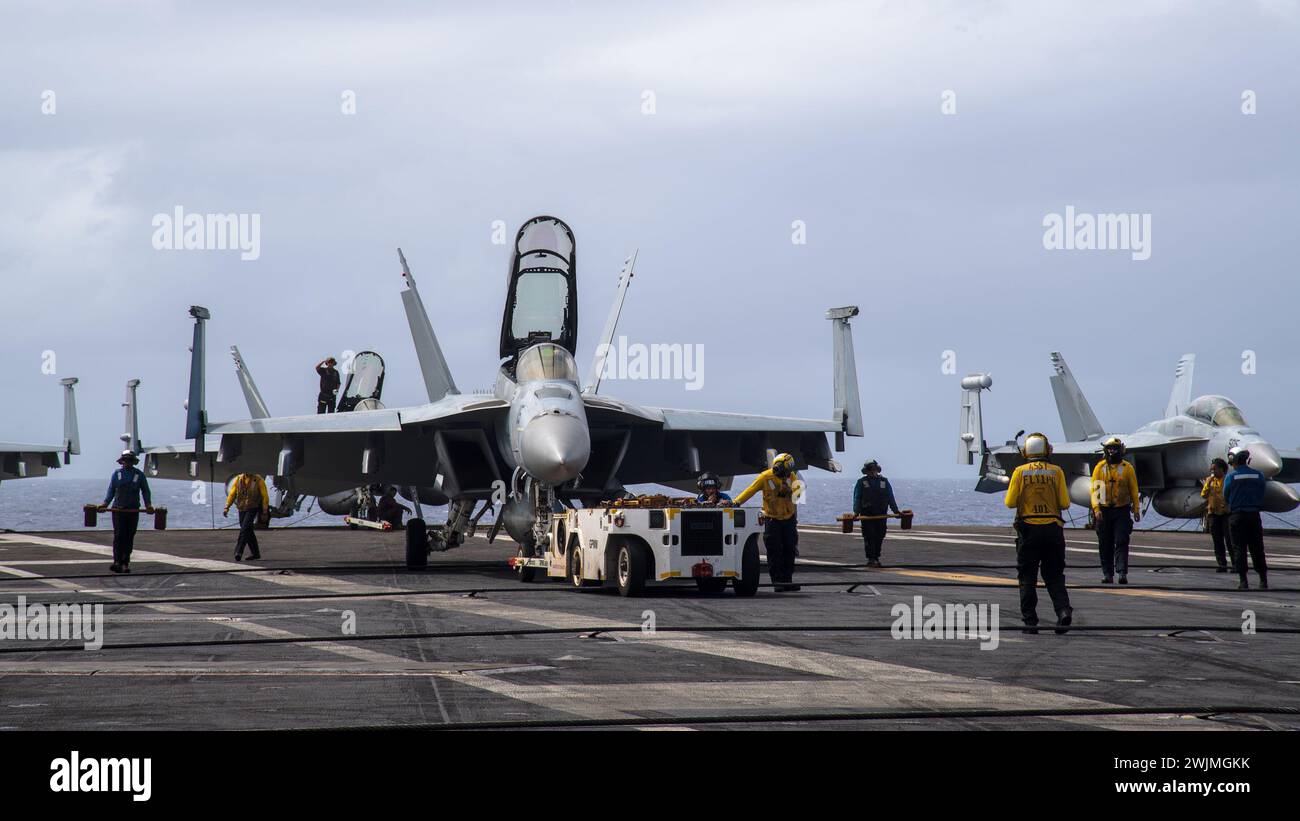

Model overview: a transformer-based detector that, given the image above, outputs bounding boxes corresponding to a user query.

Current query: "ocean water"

[4,476,1298,534]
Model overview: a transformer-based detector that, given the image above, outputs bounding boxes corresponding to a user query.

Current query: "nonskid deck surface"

[1,523,1297,730]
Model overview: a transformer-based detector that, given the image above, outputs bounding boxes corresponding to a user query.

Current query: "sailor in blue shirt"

[1222,449,1268,589]
[696,472,732,505]
[97,450,153,573]
[853,460,901,567]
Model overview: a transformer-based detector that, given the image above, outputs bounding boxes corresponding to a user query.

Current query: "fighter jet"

[959,352,1300,518]
[164,215,865,553]
[140,346,429,521]
[0,378,80,487]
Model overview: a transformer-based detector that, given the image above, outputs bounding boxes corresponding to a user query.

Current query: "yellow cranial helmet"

[771,452,795,476]
[1021,432,1052,459]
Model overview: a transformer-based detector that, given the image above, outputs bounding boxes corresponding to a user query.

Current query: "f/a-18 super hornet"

[959,352,1300,518]
[168,215,865,556]
[0,378,80,488]
[140,345,427,521]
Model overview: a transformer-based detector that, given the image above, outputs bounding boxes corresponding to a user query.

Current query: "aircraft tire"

[517,547,538,583]
[405,518,428,569]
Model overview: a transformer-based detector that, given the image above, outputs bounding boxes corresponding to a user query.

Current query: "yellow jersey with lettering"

[1005,460,1071,526]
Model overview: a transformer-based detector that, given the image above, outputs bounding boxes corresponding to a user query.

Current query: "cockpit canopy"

[515,343,579,384]
[1185,395,1247,427]
[500,216,577,360]
[338,351,385,412]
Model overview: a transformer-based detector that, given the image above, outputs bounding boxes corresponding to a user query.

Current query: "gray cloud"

[1,0,1297,481]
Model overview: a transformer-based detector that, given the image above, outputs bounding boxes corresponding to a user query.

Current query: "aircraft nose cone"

[1246,442,1283,477]
[521,413,590,485]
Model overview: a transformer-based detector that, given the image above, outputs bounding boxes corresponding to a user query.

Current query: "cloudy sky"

[2,0,1297,482]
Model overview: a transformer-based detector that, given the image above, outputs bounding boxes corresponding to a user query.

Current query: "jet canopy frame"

[338,351,386,412]
[1185,395,1247,428]
[500,215,578,361]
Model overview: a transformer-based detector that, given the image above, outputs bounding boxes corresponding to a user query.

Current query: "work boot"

[1237,578,1249,590]
[234,553,243,562]
[1022,622,1039,635]
[109,563,121,573]
[1055,608,1073,635]
[1117,575,1128,585]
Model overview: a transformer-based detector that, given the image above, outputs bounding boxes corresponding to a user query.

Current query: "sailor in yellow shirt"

[1004,432,1073,634]
[733,453,803,592]
[224,472,270,561]
[1090,436,1141,584]
[1201,458,1231,572]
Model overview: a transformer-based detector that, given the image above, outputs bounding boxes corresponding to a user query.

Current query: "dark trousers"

[860,517,887,559]
[1015,522,1071,624]
[317,392,336,414]
[1228,511,1267,581]
[763,516,798,584]
[111,512,140,565]
[1206,513,1229,568]
[236,509,262,558]
[1096,506,1133,577]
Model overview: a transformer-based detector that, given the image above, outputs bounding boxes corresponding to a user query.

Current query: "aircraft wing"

[143,437,231,483]
[580,396,845,490]
[0,442,66,453]
[0,443,66,481]
[0,379,80,482]
[154,394,512,499]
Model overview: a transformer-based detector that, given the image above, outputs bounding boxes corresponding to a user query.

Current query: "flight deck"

[1,523,1297,731]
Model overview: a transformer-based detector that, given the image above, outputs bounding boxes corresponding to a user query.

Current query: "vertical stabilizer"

[1164,354,1195,418]
[231,346,271,419]
[1049,352,1103,441]
[583,249,637,395]
[399,248,459,402]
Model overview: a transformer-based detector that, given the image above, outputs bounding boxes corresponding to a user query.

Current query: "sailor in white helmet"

[1004,433,1074,634]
